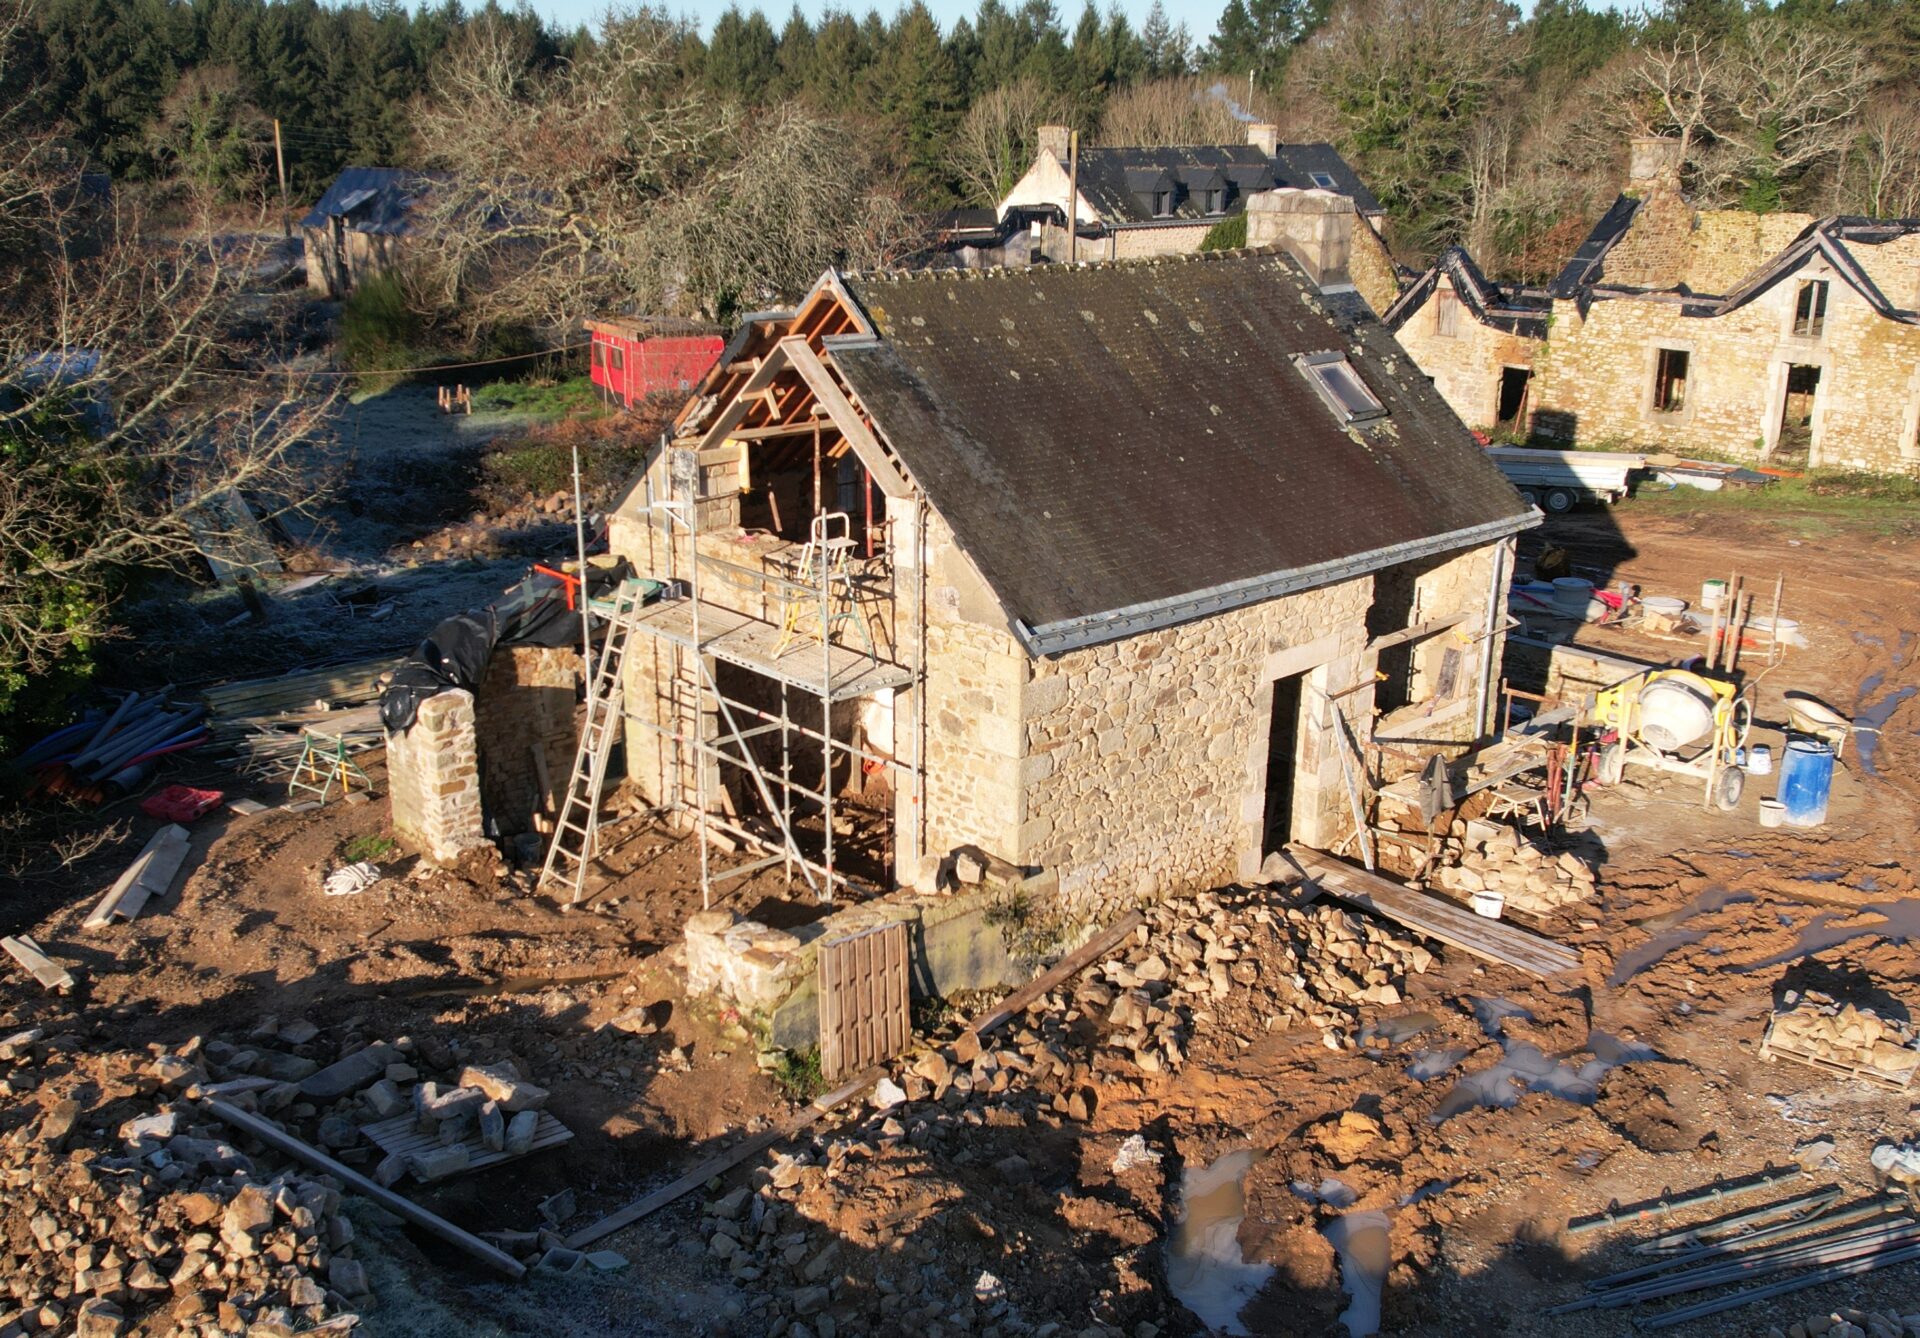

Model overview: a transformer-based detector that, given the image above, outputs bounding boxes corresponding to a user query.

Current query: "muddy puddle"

[1431,999,1657,1122]
[1167,1149,1274,1335]
[1609,885,1754,985]
[1324,1209,1391,1337]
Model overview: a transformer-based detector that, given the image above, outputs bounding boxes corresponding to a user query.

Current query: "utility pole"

[273,119,289,239]
[1067,129,1079,265]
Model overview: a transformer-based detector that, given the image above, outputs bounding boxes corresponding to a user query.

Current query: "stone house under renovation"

[607,210,1536,950]
[1386,136,1920,473]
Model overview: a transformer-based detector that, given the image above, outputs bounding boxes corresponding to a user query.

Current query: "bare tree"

[1723,19,1877,205]
[946,77,1068,208]
[1095,75,1274,147]
[0,3,335,711]
[1847,94,1920,219]
[410,10,914,330]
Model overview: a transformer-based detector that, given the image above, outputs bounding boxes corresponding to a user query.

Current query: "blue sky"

[529,0,1244,37]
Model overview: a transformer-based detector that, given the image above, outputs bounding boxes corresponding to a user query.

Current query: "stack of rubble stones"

[0,1028,368,1338]
[1079,889,1440,1062]
[1418,819,1597,917]
[1766,991,1920,1082]
[0,1001,572,1336]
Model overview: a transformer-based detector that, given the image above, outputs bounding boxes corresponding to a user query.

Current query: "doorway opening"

[1261,674,1305,856]
[1496,366,1532,433]
[1775,364,1820,464]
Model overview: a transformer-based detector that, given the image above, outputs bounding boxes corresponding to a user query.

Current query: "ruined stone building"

[951,123,1402,317]
[606,212,1535,937]
[1386,137,1920,473]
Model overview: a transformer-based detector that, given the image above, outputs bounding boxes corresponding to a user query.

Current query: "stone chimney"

[1247,123,1279,157]
[1246,189,1356,290]
[1037,125,1071,164]
[1628,136,1685,195]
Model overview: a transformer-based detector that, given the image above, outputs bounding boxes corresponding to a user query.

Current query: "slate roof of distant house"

[1384,246,1552,339]
[1066,143,1381,228]
[833,250,1535,653]
[1273,143,1384,215]
[299,168,433,236]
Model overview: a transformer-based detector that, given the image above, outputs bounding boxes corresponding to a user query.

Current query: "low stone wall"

[473,646,581,839]
[684,886,1035,1052]
[386,690,486,863]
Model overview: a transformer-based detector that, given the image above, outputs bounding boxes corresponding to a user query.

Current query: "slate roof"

[1551,194,1639,297]
[1273,143,1384,216]
[834,251,1535,654]
[299,168,433,236]
[1071,146,1274,226]
[1384,246,1552,339]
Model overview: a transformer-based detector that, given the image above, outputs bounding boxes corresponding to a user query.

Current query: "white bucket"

[1746,615,1800,642]
[1551,577,1595,613]
[1744,744,1774,775]
[1757,797,1786,828]
[1471,890,1505,919]
[1701,579,1727,611]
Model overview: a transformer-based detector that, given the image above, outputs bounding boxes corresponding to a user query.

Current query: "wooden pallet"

[1760,1021,1917,1092]
[1287,846,1582,979]
[361,1111,574,1179]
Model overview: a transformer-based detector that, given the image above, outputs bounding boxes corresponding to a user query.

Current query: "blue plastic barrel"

[1777,737,1835,827]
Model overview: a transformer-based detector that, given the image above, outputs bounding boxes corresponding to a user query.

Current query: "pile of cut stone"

[0,1028,368,1338]
[1764,1304,1920,1338]
[1764,991,1920,1084]
[1420,819,1597,917]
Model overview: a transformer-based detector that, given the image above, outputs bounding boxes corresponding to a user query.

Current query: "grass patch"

[343,834,399,864]
[340,274,427,388]
[767,1046,825,1101]
[471,375,603,418]
[1622,468,1920,539]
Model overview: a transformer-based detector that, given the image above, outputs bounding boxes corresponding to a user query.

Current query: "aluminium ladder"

[539,579,650,903]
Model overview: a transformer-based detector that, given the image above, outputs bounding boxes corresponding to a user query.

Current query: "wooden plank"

[780,338,912,500]
[85,824,191,929]
[965,910,1146,1042]
[360,1111,574,1176]
[202,1100,526,1280]
[2,935,74,991]
[564,1062,889,1250]
[818,921,910,1081]
[1287,847,1580,978]
[1366,611,1469,655]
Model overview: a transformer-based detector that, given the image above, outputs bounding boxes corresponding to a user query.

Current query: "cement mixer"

[1590,667,1753,810]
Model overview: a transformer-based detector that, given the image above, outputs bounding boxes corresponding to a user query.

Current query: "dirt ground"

[5,496,1920,1336]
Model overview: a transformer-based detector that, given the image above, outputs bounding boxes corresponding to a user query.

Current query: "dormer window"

[1793,280,1828,337]
[1297,351,1386,423]
[1153,190,1174,217]
[1203,188,1224,215]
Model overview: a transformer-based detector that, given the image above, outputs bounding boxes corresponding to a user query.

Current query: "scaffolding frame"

[609,453,924,907]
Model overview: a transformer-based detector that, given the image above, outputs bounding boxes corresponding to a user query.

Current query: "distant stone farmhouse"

[1386,137,1920,473]
[300,168,433,299]
[944,123,1402,317]
[606,212,1534,927]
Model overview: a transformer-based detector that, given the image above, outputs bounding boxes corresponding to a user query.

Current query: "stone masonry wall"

[1532,256,1920,471]
[1019,577,1375,924]
[1349,217,1401,319]
[385,690,486,864]
[1392,280,1543,430]
[472,646,580,839]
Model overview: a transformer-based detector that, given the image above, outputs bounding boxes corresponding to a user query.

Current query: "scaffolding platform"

[626,596,914,701]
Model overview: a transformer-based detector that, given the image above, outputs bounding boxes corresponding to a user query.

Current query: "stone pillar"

[1628,135,1684,195]
[1036,125,1071,164]
[1246,189,1356,290]
[385,690,486,864]
[1246,122,1279,157]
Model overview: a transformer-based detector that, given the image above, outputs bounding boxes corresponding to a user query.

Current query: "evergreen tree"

[807,10,871,111]
[1140,1,1191,77]
[1205,0,1327,88]
[1066,3,1143,127]
[706,7,780,103]
[874,1,964,204]
[773,7,815,99]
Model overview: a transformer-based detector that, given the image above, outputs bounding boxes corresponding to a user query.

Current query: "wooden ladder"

[539,582,647,904]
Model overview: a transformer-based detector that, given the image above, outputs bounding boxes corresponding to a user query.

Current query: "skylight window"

[1309,171,1339,190]
[1297,351,1386,423]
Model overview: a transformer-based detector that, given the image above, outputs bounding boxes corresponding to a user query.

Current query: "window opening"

[1435,289,1461,338]
[1653,348,1689,413]
[1793,280,1828,337]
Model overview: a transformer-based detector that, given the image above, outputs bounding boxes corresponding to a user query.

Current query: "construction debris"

[85,824,193,929]
[1761,992,1920,1090]
[1422,820,1598,917]
[1,935,75,991]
